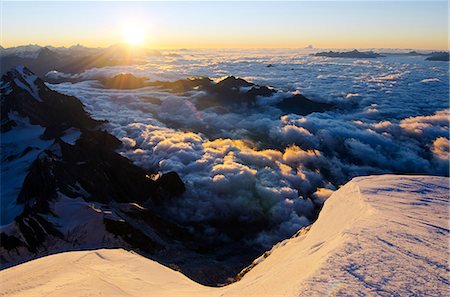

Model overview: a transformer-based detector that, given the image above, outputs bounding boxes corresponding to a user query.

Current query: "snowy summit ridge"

[1,175,448,296]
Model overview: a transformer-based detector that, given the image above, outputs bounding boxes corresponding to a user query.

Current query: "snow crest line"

[0,175,448,297]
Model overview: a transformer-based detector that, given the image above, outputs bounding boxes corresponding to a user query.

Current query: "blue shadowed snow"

[1,115,52,225]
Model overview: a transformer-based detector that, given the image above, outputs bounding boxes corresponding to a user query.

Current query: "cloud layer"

[49,49,449,247]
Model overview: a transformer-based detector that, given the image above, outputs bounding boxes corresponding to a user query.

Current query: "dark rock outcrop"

[216,76,253,89]
[195,76,276,108]
[276,94,333,115]
[148,77,214,93]
[18,134,154,206]
[379,51,427,56]
[147,75,332,115]
[154,171,186,199]
[101,73,149,89]
[313,49,384,59]
[139,76,278,110]
[426,51,449,61]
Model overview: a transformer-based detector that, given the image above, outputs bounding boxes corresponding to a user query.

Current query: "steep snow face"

[6,65,42,101]
[0,116,87,226]
[14,65,42,101]
[0,115,53,225]
[47,194,115,246]
[1,175,448,296]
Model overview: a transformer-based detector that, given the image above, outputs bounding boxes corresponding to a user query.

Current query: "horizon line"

[1,43,448,52]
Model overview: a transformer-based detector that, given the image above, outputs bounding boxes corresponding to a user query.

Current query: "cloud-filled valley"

[1,0,449,293]
[47,49,449,248]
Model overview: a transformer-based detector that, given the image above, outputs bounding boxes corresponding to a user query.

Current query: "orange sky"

[2,1,448,50]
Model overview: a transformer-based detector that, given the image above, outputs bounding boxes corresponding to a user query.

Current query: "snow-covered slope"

[1,175,448,296]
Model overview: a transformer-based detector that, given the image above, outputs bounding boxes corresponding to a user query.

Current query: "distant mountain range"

[312,49,449,60]
[425,51,450,61]
[2,45,448,81]
[0,44,161,78]
[313,49,385,58]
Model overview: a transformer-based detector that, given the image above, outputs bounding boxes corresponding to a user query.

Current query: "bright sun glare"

[122,25,145,45]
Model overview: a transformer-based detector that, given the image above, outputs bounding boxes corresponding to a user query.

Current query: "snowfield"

[1,174,448,296]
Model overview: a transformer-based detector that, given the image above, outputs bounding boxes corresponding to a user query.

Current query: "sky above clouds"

[1,1,448,49]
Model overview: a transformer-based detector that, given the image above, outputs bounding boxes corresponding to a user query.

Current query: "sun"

[122,25,145,46]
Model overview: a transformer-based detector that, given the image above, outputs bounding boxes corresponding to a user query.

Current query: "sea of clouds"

[49,49,449,247]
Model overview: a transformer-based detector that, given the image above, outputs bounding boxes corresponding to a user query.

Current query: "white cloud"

[47,50,449,246]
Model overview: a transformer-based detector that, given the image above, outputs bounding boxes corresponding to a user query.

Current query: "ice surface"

[1,175,447,296]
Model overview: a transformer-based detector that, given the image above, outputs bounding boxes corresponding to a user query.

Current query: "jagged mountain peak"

[9,65,40,79]
[217,76,254,89]
[1,65,44,101]
[0,44,42,59]
[36,47,58,59]
[1,66,100,136]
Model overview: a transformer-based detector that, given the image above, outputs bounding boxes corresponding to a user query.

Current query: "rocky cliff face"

[1,65,100,136]
[0,66,187,274]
